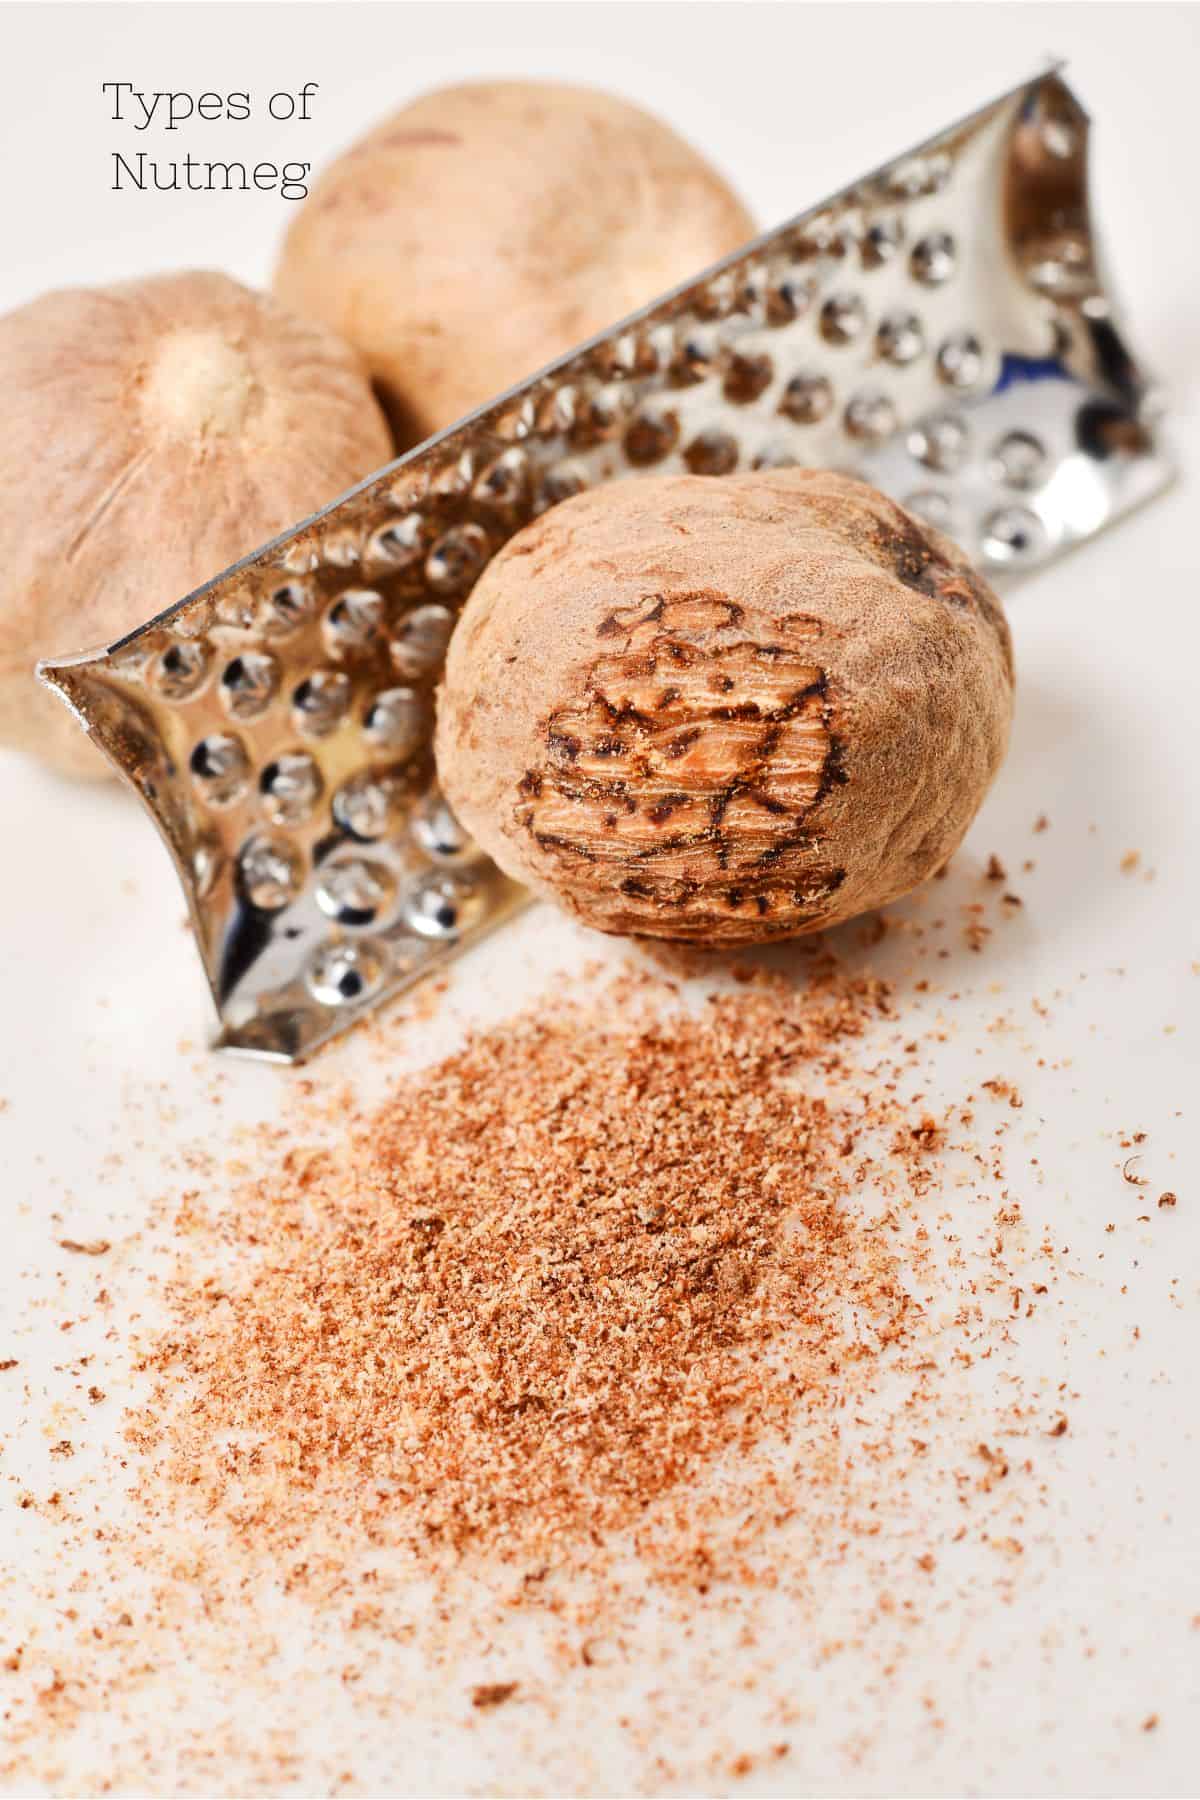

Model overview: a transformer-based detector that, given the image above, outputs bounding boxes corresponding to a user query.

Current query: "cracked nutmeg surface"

[436,469,1014,943]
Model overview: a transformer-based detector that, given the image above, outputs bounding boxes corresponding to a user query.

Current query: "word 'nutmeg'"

[436,470,1014,943]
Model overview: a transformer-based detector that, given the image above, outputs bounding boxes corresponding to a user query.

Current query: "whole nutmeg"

[0,271,393,780]
[437,470,1014,943]
[274,80,755,447]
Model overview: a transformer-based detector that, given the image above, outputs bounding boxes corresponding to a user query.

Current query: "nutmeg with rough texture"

[0,271,393,780]
[436,470,1014,943]
[275,80,755,447]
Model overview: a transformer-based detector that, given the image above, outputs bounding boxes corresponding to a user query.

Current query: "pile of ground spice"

[17,867,1157,1794]
[136,958,930,1565]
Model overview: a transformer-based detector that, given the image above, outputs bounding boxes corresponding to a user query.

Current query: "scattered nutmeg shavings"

[132,961,923,1562]
[4,909,1183,1798]
[472,1683,519,1710]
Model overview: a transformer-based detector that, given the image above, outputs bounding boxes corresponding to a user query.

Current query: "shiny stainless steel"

[39,67,1174,1063]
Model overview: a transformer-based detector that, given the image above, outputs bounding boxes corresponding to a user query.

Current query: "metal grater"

[40,66,1174,1063]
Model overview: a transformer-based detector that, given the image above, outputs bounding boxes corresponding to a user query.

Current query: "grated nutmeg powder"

[136,959,924,1564]
[10,899,1111,1794]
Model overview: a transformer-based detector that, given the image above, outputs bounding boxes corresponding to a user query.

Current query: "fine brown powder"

[11,897,1112,1794]
[135,957,934,1566]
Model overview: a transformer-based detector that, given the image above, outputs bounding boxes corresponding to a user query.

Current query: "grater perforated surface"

[40,68,1174,1062]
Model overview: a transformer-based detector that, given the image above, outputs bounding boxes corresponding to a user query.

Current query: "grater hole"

[908,413,969,473]
[307,938,386,1006]
[911,232,957,286]
[363,685,425,755]
[315,856,397,927]
[292,670,352,738]
[323,590,384,657]
[683,429,739,476]
[189,732,249,807]
[152,640,210,700]
[723,352,775,405]
[259,752,323,827]
[333,769,408,842]
[425,524,490,596]
[403,870,485,941]
[624,405,680,466]
[844,391,897,443]
[819,293,867,345]
[389,607,453,681]
[779,373,834,425]
[238,833,303,911]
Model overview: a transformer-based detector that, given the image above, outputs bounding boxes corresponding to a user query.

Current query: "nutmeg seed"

[0,271,393,780]
[436,470,1014,943]
[274,80,756,447]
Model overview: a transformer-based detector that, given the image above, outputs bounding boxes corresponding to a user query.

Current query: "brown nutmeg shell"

[275,80,756,448]
[0,271,393,780]
[436,469,1014,944]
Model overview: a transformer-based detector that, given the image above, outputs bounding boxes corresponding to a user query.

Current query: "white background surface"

[1,4,1198,1796]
